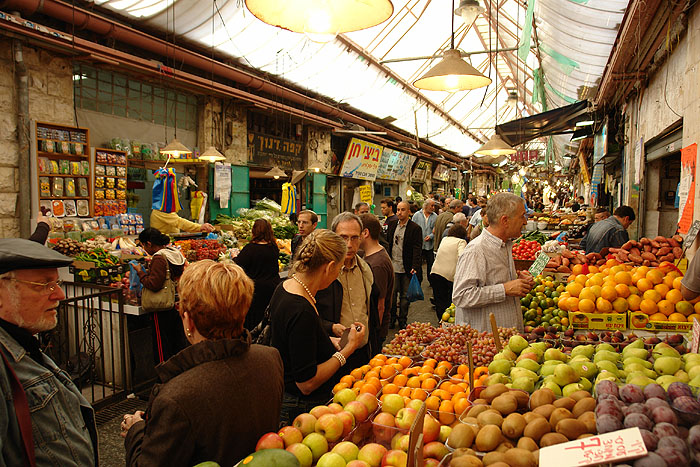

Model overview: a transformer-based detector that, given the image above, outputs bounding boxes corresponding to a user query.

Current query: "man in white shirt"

[411,199,437,286]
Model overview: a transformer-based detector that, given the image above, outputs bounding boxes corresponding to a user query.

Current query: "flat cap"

[0,238,73,274]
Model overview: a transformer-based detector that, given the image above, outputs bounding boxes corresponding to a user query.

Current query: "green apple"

[317,452,348,467]
[332,441,359,463]
[303,433,329,462]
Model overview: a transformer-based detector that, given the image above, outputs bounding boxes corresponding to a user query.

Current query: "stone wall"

[198,97,248,165]
[0,38,74,237]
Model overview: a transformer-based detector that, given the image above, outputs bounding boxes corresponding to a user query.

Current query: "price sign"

[683,220,700,250]
[691,319,700,354]
[359,184,373,204]
[539,428,647,467]
[529,252,550,277]
[340,138,383,181]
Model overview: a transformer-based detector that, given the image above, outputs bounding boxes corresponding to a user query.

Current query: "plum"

[633,452,667,467]
[620,384,645,404]
[596,399,624,422]
[651,406,678,425]
[657,436,687,454]
[623,413,653,431]
[688,425,700,451]
[672,396,700,414]
[653,422,680,439]
[667,382,693,400]
[596,414,623,434]
[595,380,619,399]
[639,429,657,451]
[623,403,649,418]
[677,426,689,440]
[654,447,688,467]
[643,383,666,400]
[645,397,670,412]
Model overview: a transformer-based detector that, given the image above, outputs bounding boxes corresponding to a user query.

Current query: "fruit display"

[51,237,88,256]
[520,275,568,330]
[542,248,599,274]
[440,304,456,324]
[382,322,442,357]
[609,235,685,266]
[512,239,542,260]
[174,239,227,262]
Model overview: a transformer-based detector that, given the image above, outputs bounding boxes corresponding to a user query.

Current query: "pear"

[685,360,700,373]
[544,348,568,362]
[596,360,621,376]
[569,360,598,380]
[512,377,535,393]
[683,353,700,363]
[511,368,539,382]
[689,375,700,388]
[571,345,595,359]
[688,365,700,381]
[656,375,680,390]
[595,371,620,384]
[553,364,579,386]
[494,348,517,361]
[622,348,648,360]
[541,380,563,397]
[654,356,682,376]
[516,358,541,373]
[508,335,529,355]
[674,369,690,383]
[522,346,544,362]
[624,363,649,374]
[643,368,658,379]
[653,343,681,359]
[623,357,652,369]
[563,383,585,397]
[579,377,593,392]
[505,383,513,389]
[624,338,645,350]
[626,374,655,387]
[540,362,565,377]
[488,359,513,376]
[596,343,616,353]
[484,374,510,386]
[530,342,547,353]
[594,350,621,364]
[569,355,591,363]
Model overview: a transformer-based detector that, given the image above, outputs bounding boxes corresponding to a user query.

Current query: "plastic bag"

[407,273,424,302]
[128,261,143,297]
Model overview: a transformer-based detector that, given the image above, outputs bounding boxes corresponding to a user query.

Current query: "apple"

[350,422,372,445]
[332,440,360,463]
[334,387,357,407]
[287,442,314,467]
[381,394,405,416]
[357,393,380,414]
[358,443,388,467]
[315,413,344,442]
[423,441,450,460]
[424,459,440,467]
[255,432,284,451]
[346,400,370,424]
[310,405,333,419]
[336,410,356,437]
[327,402,344,414]
[347,461,371,467]
[395,407,418,430]
[372,412,396,444]
[302,432,329,462]
[422,414,441,443]
[317,452,347,467]
[381,449,408,466]
[391,433,409,452]
[293,413,318,437]
[278,426,303,447]
[438,425,452,443]
[406,399,423,412]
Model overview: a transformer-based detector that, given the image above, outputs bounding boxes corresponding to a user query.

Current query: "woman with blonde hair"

[122,260,284,466]
[270,229,366,424]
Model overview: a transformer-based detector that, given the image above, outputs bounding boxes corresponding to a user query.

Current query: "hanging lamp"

[454,0,484,27]
[200,146,226,162]
[245,0,393,39]
[266,167,287,179]
[308,161,323,173]
[160,138,192,158]
[198,3,226,164]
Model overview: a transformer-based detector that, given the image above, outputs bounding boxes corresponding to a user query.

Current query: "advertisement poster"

[358,184,373,204]
[678,143,697,234]
[432,164,451,182]
[412,160,432,182]
[579,152,590,185]
[339,138,383,181]
[593,119,608,165]
[590,164,604,206]
[376,148,414,181]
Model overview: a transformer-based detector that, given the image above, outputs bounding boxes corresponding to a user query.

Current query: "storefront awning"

[495,100,589,147]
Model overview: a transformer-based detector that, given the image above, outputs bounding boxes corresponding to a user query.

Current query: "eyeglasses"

[2,278,63,294]
[394,235,402,245]
[340,235,361,243]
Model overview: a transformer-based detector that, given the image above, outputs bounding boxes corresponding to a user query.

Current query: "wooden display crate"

[628,312,693,333]
[568,311,627,330]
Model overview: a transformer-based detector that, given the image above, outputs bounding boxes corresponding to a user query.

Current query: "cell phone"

[339,328,350,348]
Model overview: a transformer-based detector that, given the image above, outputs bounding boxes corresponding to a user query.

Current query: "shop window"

[73,63,197,131]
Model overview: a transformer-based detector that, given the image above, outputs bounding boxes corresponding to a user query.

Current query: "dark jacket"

[291,234,304,257]
[125,333,284,467]
[386,218,422,274]
[138,248,186,291]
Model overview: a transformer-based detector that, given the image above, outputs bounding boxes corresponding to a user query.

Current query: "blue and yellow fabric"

[152,168,181,213]
[281,182,297,215]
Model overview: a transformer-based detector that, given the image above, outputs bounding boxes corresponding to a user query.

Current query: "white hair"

[453,213,467,223]
[0,271,23,327]
[484,193,524,224]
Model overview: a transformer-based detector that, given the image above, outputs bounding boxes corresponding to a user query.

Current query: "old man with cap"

[0,239,98,465]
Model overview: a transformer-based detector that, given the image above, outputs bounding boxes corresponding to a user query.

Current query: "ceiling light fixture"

[266,167,287,179]
[199,146,226,162]
[160,138,192,158]
[199,3,226,164]
[454,0,484,27]
[245,0,393,40]
[507,90,518,109]
[308,162,323,173]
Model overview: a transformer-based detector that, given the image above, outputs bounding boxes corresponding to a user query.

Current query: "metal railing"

[40,282,130,410]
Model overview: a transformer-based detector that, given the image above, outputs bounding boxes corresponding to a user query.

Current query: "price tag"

[529,252,550,277]
[539,428,647,467]
[359,185,373,204]
[683,220,700,250]
[691,319,700,354]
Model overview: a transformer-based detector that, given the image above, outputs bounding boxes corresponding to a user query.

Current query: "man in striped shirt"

[452,193,533,332]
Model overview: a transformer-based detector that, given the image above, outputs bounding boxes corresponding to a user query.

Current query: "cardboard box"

[628,312,693,332]
[568,312,627,330]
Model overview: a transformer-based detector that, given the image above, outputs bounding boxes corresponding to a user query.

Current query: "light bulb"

[444,75,461,92]
[460,7,480,26]
[274,175,280,180]
[314,167,320,173]
[406,189,413,197]
[304,7,337,42]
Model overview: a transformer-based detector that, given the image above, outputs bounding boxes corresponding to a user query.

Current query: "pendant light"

[414,0,491,92]
[199,2,226,164]
[245,0,393,39]
[199,146,226,162]
[475,4,516,157]
[308,161,323,173]
[160,138,192,158]
[266,167,287,179]
[454,0,484,27]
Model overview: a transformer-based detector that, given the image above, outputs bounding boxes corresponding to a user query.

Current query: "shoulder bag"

[250,304,272,346]
[141,261,176,312]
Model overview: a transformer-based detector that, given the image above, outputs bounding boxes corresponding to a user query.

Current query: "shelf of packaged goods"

[39,196,90,200]
[96,162,127,167]
[39,173,90,178]
[37,137,88,145]
[37,151,89,160]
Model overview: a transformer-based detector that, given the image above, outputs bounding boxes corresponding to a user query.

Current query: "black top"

[270,285,338,400]
[386,218,423,274]
[234,242,281,284]
[0,318,44,366]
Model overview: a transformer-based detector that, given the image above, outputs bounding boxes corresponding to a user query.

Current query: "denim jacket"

[0,327,98,466]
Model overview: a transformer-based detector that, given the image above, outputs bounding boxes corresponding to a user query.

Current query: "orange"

[567,297,580,312]
[676,301,694,317]
[439,381,453,391]
[572,264,584,275]
[457,364,469,376]
[673,276,683,290]
[643,289,662,303]
[433,389,451,401]
[649,312,668,321]
[385,357,398,365]
[383,383,399,394]
[668,313,687,323]
[425,395,441,411]
[596,298,613,313]
[587,274,604,287]
[422,378,438,390]
[590,285,603,298]
[657,300,675,316]
[369,358,383,368]
[438,361,453,370]
[640,299,658,315]
[361,364,371,374]
[411,388,428,401]
[398,356,412,369]
[452,391,468,402]
[615,283,631,298]
[609,265,623,275]
[654,284,670,298]
[449,384,465,395]
[350,368,364,380]
[393,374,408,387]
[579,289,597,303]
[360,383,378,395]
[454,398,471,417]
[666,288,683,304]
[380,365,397,379]
[601,286,618,301]
[407,376,421,388]
[398,387,412,398]
[373,353,387,362]
[439,400,454,414]
[589,266,600,273]
[391,363,403,372]
[614,271,633,285]
[419,373,435,382]
[612,297,629,313]
[578,299,596,313]
[419,365,433,374]
[558,296,569,311]
[366,376,382,390]
[647,269,664,285]
[366,369,380,380]
[688,313,700,323]
[663,274,678,289]
[575,275,588,286]
[333,382,350,393]
[606,258,620,267]
[340,375,355,386]
[695,301,700,314]
[353,380,364,389]
[632,273,645,285]
[424,358,438,368]
[474,366,489,379]
[636,278,653,292]
[435,366,449,378]
[628,295,642,311]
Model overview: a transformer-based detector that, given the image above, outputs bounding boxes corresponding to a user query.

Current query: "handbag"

[250,304,271,346]
[141,263,176,312]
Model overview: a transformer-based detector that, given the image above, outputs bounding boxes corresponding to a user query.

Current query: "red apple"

[358,443,388,467]
[394,407,418,430]
[381,394,405,416]
[327,402,344,414]
[255,432,284,451]
[287,442,314,467]
[310,405,333,419]
[315,413,344,442]
[347,461,371,467]
[332,440,360,463]
[293,413,318,437]
[422,414,441,443]
[345,400,370,423]
[382,449,408,466]
[336,410,356,437]
[357,392,380,414]
[372,412,396,445]
[278,425,303,447]
[423,441,449,461]
[391,433,409,452]
[424,459,440,466]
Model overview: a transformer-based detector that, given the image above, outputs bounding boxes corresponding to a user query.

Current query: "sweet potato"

[673,234,683,243]
[651,248,659,255]
[641,252,656,261]
[643,245,652,253]
[557,265,572,273]
[629,254,643,264]
[654,236,666,243]
[668,238,681,248]
[658,247,672,256]
[640,237,651,245]
[659,254,675,262]
[673,247,683,259]
[643,260,651,266]
[596,259,606,266]
[630,248,641,257]
[609,248,620,253]
[561,249,574,259]
[621,241,635,250]
[562,257,570,267]
[651,262,659,267]
[617,250,629,260]
[650,241,661,248]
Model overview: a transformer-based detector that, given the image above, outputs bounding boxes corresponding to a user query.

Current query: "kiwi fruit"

[532,403,556,419]
[516,436,539,452]
[448,423,475,449]
[556,418,587,440]
[487,463,509,467]
[449,455,483,467]
[553,397,576,411]
[467,404,490,418]
[529,388,556,409]
[572,398,596,418]
[522,417,550,443]
[502,413,527,439]
[510,390,530,410]
[482,452,505,466]
[503,448,537,467]
[539,432,569,447]
[569,390,592,401]
[452,448,477,459]
[480,384,509,402]
[577,411,596,433]
[492,394,518,415]
[473,398,489,405]
[475,425,502,452]
[549,407,573,430]
[477,409,504,428]
[522,412,545,424]
[578,433,594,439]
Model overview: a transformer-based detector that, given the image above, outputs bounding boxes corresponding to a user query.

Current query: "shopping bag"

[128,261,143,297]
[407,273,424,302]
